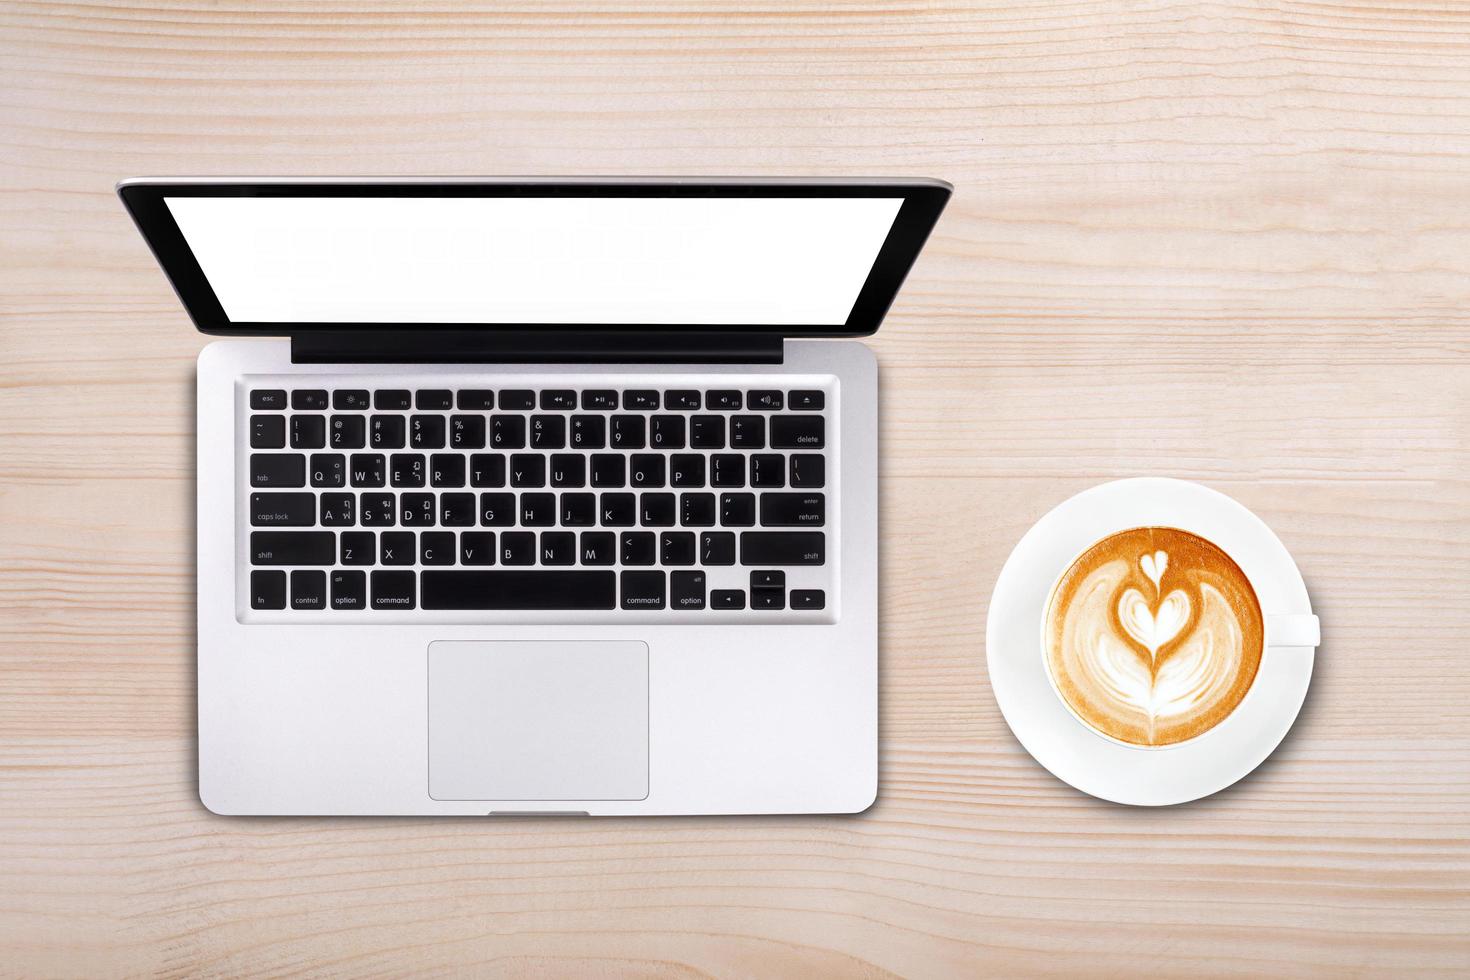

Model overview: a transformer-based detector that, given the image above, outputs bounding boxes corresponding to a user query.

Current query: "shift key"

[250,531,336,566]
[740,532,825,566]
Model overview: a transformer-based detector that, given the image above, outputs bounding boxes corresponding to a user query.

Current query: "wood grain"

[2,0,1469,975]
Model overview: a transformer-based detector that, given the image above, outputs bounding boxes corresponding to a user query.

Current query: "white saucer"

[986,478,1319,806]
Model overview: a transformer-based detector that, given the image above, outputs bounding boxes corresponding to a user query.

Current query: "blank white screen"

[164,195,904,325]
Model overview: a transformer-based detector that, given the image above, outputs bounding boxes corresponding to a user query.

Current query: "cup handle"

[1267,613,1320,648]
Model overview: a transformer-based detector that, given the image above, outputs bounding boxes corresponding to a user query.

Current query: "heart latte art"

[1043,527,1264,746]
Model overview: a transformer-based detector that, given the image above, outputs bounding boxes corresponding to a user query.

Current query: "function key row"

[250,388,825,413]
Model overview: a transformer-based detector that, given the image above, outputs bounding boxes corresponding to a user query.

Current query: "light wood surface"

[3,0,1469,975]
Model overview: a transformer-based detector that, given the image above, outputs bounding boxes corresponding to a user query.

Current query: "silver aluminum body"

[198,338,878,815]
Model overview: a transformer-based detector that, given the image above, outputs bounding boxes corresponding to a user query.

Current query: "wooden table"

[3,1,1468,975]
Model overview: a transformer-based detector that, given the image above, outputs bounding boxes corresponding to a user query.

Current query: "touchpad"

[428,641,649,801]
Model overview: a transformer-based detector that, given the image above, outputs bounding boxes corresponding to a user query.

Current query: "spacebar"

[421,571,616,610]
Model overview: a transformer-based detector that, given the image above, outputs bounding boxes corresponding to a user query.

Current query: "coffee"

[1043,527,1263,746]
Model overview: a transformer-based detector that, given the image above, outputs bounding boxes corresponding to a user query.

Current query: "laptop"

[119,177,951,815]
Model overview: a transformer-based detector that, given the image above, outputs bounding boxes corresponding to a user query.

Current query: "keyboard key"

[457,389,495,410]
[349,453,385,487]
[747,390,783,410]
[420,531,455,565]
[340,531,375,565]
[790,453,826,488]
[581,390,617,410]
[623,390,659,410]
[701,531,736,566]
[422,570,616,609]
[430,454,466,488]
[560,492,596,526]
[249,492,315,526]
[400,493,436,526]
[760,492,825,527]
[491,415,526,448]
[499,389,535,411]
[771,415,825,449]
[409,415,446,449]
[610,415,645,449]
[370,570,415,610]
[740,532,826,566]
[309,453,345,488]
[251,570,286,609]
[380,532,415,565]
[661,531,695,565]
[720,492,756,527]
[620,531,656,565]
[500,531,535,565]
[319,492,355,526]
[460,531,496,565]
[389,453,425,488]
[791,589,826,610]
[689,415,725,448]
[550,454,585,488]
[529,415,566,449]
[620,570,665,610]
[540,531,576,565]
[600,492,636,527]
[370,415,406,449]
[374,389,412,410]
[540,390,577,410]
[330,415,366,449]
[710,454,745,488]
[469,454,507,488]
[671,570,706,609]
[519,492,556,526]
[708,390,742,410]
[752,586,785,610]
[681,492,716,527]
[570,415,606,449]
[579,531,616,565]
[251,415,285,449]
[751,570,785,588]
[790,390,824,411]
[292,389,328,411]
[510,454,546,488]
[331,570,366,610]
[360,494,395,527]
[333,389,371,410]
[478,493,515,526]
[291,570,326,610]
[665,390,701,410]
[449,415,486,449]
[640,492,675,527]
[250,454,305,488]
[591,454,626,488]
[250,531,335,566]
[630,454,666,488]
[751,453,784,488]
[250,389,287,410]
[415,389,452,410]
[439,493,476,527]
[291,415,326,449]
[669,454,705,488]
[729,415,765,449]
[711,589,745,610]
[649,415,685,449]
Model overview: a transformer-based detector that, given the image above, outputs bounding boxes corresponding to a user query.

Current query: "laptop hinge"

[290,330,785,365]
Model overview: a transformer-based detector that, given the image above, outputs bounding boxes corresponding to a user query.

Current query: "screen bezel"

[117,177,950,338]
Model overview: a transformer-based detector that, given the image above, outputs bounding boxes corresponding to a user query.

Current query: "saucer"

[985,478,1319,805]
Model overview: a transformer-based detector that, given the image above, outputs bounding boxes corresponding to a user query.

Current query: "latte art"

[1043,527,1264,746]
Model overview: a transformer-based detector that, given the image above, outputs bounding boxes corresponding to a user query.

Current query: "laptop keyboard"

[241,380,835,619]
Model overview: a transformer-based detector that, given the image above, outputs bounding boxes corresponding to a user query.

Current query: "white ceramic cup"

[987,478,1320,805]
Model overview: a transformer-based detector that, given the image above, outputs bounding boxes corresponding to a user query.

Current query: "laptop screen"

[163,195,906,326]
